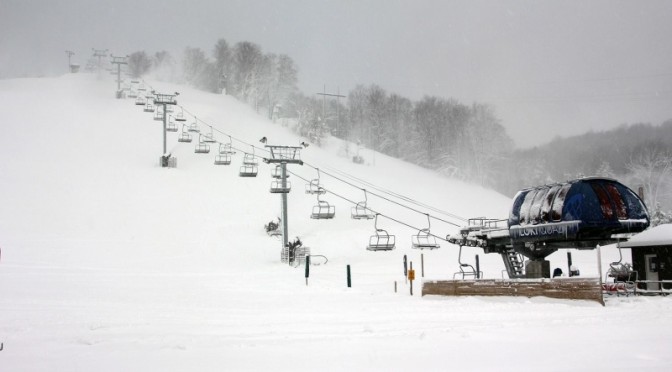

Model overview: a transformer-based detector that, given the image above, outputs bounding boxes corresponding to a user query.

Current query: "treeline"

[128,39,299,119]
[128,38,513,189]
[126,38,671,218]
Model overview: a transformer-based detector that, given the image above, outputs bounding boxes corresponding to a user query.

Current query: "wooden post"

[403,255,408,284]
[567,252,573,277]
[394,281,397,293]
[475,254,480,279]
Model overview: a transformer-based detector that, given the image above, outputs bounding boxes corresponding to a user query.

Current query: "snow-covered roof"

[620,224,672,248]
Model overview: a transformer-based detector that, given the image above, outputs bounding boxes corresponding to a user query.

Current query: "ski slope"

[0,73,671,371]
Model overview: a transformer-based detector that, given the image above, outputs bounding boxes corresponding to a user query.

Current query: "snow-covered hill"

[1,73,671,371]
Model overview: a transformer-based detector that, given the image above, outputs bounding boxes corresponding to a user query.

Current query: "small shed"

[620,224,672,291]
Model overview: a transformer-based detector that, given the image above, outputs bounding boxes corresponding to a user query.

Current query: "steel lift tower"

[111,55,128,98]
[152,90,180,167]
[265,145,303,263]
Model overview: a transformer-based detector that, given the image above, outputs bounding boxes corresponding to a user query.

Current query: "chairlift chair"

[188,120,199,133]
[270,180,292,193]
[351,202,375,220]
[166,119,178,132]
[177,124,193,143]
[214,153,232,165]
[351,190,375,220]
[305,179,326,195]
[411,214,441,250]
[153,109,164,121]
[305,169,326,194]
[143,101,155,113]
[128,90,138,98]
[175,107,187,122]
[239,164,258,177]
[134,96,146,105]
[178,132,192,143]
[452,245,480,279]
[271,165,284,179]
[194,135,210,154]
[203,126,216,143]
[243,152,258,166]
[367,214,396,251]
[311,200,335,219]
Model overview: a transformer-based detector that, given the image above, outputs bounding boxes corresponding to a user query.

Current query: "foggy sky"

[2,0,671,148]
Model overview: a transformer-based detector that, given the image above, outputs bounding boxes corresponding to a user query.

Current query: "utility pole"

[152,90,179,167]
[316,85,345,135]
[265,145,304,264]
[110,54,128,98]
[92,48,108,71]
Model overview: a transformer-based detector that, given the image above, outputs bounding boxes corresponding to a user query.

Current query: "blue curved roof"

[508,178,649,244]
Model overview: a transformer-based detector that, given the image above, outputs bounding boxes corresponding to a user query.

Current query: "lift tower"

[92,48,108,71]
[111,55,128,98]
[152,90,179,167]
[265,145,303,263]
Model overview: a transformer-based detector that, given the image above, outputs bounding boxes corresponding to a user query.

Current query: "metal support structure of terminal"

[153,90,179,167]
[265,145,303,262]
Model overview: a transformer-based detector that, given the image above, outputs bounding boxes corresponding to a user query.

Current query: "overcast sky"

[2,0,671,148]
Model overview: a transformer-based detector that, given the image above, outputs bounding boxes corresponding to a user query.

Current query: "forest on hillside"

[117,38,672,219]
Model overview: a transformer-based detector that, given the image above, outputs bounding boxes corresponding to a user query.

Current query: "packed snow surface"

[1,74,671,371]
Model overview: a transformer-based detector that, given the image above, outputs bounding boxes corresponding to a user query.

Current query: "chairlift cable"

[321,165,468,222]
[301,161,462,227]
[137,79,462,231]
[286,169,452,242]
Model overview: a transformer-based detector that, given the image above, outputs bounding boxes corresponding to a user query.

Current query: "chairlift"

[178,132,192,143]
[411,214,441,250]
[351,189,375,220]
[453,245,481,279]
[166,118,178,132]
[270,179,292,193]
[134,96,146,105]
[175,107,187,122]
[214,153,232,165]
[239,164,258,177]
[203,125,216,143]
[143,101,155,113]
[311,192,335,219]
[188,117,199,133]
[194,134,210,153]
[271,165,290,179]
[605,243,638,293]
[305,168,326,194]
[153,109,164,121]
[177,124,193,143]
[219,140,234,154]
[243,148,258,166]
[367,214,396,251]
